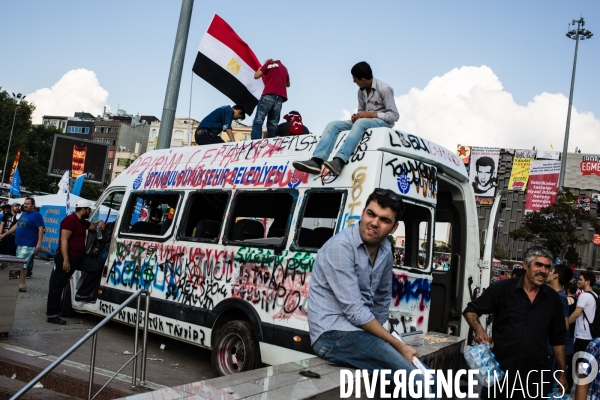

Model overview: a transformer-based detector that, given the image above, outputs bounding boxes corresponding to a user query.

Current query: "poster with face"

[469,147,501,198]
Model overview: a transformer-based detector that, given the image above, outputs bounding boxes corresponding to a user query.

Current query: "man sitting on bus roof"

[293,62,399,177]
[195,104,246,145]
[308,189,436,398]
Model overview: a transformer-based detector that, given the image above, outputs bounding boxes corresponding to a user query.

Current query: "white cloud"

[340,108,357,121]
[27,69,109,124]
[394,66,600,153]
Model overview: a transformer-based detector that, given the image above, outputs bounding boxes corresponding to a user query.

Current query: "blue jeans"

[312,118,388,163]
[251,94,283,139]
[313,330,438,399]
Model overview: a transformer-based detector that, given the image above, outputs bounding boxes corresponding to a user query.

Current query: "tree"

[438,243,452,253]
[0,90,62,192]
[387,235,395,248]
[80,182,104,201]
[509,190,600,261]
[494,243,510,260]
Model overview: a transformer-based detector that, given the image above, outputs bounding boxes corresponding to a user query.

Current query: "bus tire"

[211,320,260,376]
[59,283,73,318]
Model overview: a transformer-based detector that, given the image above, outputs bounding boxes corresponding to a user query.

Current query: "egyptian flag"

[193,15,264,115]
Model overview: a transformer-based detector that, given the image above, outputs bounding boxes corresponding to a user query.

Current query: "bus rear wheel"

[211,321,260,376]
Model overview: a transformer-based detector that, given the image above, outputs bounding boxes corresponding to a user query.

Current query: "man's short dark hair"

[351,62,373,80]
[365,189,405,223]
[565,281,577,295]
[232,104,246,119]
[24,197,35,205]
[553,264,574,286]
[580,270,596,286]
[475,156,496,174]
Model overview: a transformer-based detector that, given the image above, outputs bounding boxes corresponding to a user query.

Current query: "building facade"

[474,150,600,270]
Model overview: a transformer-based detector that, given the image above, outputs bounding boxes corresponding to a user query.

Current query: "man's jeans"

[312,118,388,163]
[251,94,283,139]
[313,330,438,399]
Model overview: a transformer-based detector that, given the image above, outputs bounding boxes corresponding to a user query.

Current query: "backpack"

[582,291,600,338]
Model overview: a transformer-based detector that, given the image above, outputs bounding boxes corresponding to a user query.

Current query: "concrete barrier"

[118,332,465,400]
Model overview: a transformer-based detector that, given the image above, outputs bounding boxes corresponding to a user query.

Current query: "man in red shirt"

[251,58,290,140]
[46,200,105,325]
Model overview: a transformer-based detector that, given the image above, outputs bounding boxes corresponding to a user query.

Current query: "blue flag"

[10,167,21,196]
[71,173,86,196]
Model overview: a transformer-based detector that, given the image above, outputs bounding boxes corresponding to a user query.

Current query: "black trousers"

[46,253,102,317]
[195,129,224,145]
[0,235,16,256]
[574,338,591,354]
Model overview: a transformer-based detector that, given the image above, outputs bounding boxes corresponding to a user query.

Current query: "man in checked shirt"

[308,189,436,399]
[293,61,399,177]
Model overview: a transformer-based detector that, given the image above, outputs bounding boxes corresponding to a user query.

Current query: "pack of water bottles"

[463,344,504,387]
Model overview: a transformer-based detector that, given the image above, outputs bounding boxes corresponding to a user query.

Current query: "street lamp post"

[558,18,593,191]
[2,93,26,185]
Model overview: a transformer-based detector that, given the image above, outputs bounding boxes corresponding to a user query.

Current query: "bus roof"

[113,128,467,187]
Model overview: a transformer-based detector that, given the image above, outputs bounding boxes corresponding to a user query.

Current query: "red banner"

[580,160,600,177]
[594,234,600,246]
[524,161,561,213]
[8,148,20,183]
[72,145,87,179]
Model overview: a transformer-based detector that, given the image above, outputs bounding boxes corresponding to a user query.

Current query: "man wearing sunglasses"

[308,189,436,398]
[463,246,568,399]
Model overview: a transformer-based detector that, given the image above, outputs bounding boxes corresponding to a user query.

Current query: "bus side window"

[295,190,346,250]
[225,190,297,247]
[179,191,230,242]
[395,201,433,271]
[120,193,181,237]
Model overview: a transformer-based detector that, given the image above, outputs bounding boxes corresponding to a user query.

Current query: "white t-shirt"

[574,291,598,340]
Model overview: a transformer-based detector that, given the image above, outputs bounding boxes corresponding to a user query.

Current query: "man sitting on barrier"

[308,189,436,398]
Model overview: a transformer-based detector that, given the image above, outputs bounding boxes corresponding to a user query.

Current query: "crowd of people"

[0,198,105,325]
[464,252,600,399]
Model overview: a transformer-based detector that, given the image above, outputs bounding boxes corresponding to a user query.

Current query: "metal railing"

[11,289,151,400]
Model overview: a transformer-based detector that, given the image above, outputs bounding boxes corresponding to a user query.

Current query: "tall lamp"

[558,18,593,191]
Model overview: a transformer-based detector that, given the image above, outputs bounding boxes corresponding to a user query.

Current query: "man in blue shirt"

[546,263,574,393]
[308,189,435,398]
[195,105,246,145]
[0,197,44,292]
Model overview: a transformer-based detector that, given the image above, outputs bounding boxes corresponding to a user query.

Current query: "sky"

[1,0,599,153]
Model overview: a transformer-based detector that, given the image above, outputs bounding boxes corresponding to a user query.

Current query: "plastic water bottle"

[463,344,504,387]
[96,228,103,240]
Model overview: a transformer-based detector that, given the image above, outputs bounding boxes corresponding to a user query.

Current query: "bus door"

[379,152,437,336]
[428,175,470,337]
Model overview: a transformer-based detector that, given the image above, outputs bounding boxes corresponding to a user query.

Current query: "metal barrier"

[10,289,151,400]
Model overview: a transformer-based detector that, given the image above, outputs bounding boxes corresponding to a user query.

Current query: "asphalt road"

[1,258,217,390]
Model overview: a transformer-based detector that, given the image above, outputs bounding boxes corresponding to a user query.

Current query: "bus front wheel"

[211,320,260,376]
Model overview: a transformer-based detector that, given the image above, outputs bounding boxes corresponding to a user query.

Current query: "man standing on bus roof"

[46,200,105,325]
[251,58,290,140]
[463,246,568,399]
[293,62,399,177]
[308,189,435,398]
[195,104,246,145]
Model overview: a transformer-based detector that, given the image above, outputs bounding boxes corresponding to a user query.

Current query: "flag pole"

[156,0,194,150]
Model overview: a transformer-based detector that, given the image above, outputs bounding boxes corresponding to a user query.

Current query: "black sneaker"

[293,159,322,175]
[47,316,66,325]
[75,294,95,303]
[323,158,345,176]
